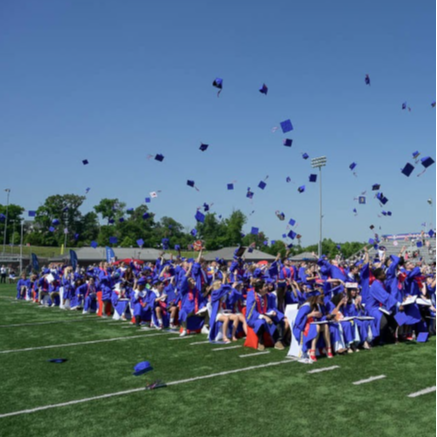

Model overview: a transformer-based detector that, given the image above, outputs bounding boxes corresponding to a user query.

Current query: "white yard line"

[212,345,242,352]
[407,386,436,398]
[352,375,386,385]
[189,340,211,345]
[239,351,270,358]
[0,360,294,418]
[0,332,172,354]
[307,365,340,374]
[168,335,198,341]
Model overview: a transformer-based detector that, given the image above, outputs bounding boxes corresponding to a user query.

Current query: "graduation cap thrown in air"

[302,153,309,160]
[133,361,153,376]
[154,154,164,162]
[187,180,195,188]
[421,157,435,168]
[298,185,305,193]
[28,211,36,217]
[109,237,118,245]
[82,159,89,165]
[349,162,357,170]
[90,241,98,249]
[227,183,234,190]
[289,218,296,226]
[195,211,205,223]
[401,163,414,177]
[259,84,268,95]
[199,143,209,152]
[365,74,370,85]
[280,119,293,133]
[358,196,366,204]
[309,174,317,183]
[283,139,293,147]
[251,227,259,235]
[258,181,267,190]
[372,184,380,191]
[136,239,144,247]
[288,230,297,240]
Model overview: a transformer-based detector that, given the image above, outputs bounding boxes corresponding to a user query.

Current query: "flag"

[31,253,39,272]
[105,246,115,263]
[60,244,64,255]
[69,250,78,271]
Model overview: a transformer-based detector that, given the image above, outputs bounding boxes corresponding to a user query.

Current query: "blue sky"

[0,0,435,245]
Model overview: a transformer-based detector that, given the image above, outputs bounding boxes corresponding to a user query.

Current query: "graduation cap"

[353,208,357,214]
[212,78,223,96]
[190,229,197,237]
[136,239,144,247]
[376,192,388,205]
[49,226,55,232]
[90,241,98,249]
[349,162,357,170]
[412,151,420,160]
[187,180,195,188]
[297,185,305,193]
[259,83,268,95]
[369,225,375,230]
[372,184,380,191]
[246,190,254,199]
[387,211,392,216]
[402,102,407,110]
[195,210,205,223]
[416,241,423,248]
[133,361,153,376]
[288,230,297,239]
[161,238,169,250]
[309,174,317,183]
[289,218,296,226]
[82,159,89,165]
[428,229,435,237]
[154,154,164,162]
[358,196,366,204]
[282,234,286,238]
[203,203,210,212]
[145,197,151,203]
[365,74,370,85]
[416,332,429,343]
[118,218,125,223]
[47,358,68,364]
[109,237,118,245]
[276,211,285,221]
[283,139,293,147]
[199,143,209,152]
[401,163,414,177]
[227,183,234,190]
[286,177,291,183]
[258,181,267,190]
[251,227,259,235]
[394,311,408,326]
[234,246,246,258]
[302,153,309,160]
[52,219,60,225]
[280,119,293,133]
[85,187,91,194]
[28,211,36,217]
[421,156,435,168]
[174,244,181,251]
[368,238,375,245]
[382,211,387,216]
[432,101,436,108]
[0,214,5,223]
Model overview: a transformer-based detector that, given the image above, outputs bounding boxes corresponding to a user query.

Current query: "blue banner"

[31,253,39,272]
[69,250,78,271]
[105,246,115,263]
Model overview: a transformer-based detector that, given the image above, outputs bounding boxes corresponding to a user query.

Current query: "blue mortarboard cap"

[298,185,305,193]
[282,234,286,238]
[195,210,205,223]
[136,239,144,247]
[368,238,375,244]
[108,218,115,224]
[246,190,254,199]
[49,226,55,232]
[288,230,297,239]
[154,154,164,162]
[271,240,276,245]
[416,241,423,248]
[336,245,341,250]
[47,358,68,363]
[203,203,210,212]
[213,78,223,89]
[394,311,408,326]
[190,229,197,236]
[227,183,234,190]
[432,101,436,107]
[309,174,317,183]
[287,243,294,249]
[353,208,357,213]
[412,151,420,159]
[402,102,407,110]
[161,238,169,250]
[52,219,60,225]
[247,247,254,253]
[283,139,293,147]
[349,162,357,170]
[145,197,151,203]
[133,361,153,376]
[199,143,209,152]
[90,241,98,249]
[417,332,429,343]
[372,184,380,191]
[288,218,296,226]
[109,237,118,245]
[82,159,89,165]
[74,233,79,240]
[187,180,195,188]
[119,218,125,223]
[421,157,435,168]
[259,83,268,94]
[142,212,150,219]
[28,211,36,217]
[401,163,414,177]
[387,211,392,216]
[251,227,259,235]
[365,74,370,85]
[377,192,388,205]
[258,181,267,190]
[280,119,293,133]
[286,177,291,183]
[127,208,134,212]
[174,244,181,251]
[302,153,309,160]
[137,277,147,286]
[359,196,366,204]
[428,229,435,237]
[263,240,268,246]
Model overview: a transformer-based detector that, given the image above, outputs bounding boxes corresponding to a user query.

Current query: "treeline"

[0,194,366,258]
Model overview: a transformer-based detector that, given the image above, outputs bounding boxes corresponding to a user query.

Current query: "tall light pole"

[2,188,11,255]
[311,157,327,257]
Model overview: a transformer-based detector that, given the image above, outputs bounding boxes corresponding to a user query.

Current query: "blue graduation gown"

[208,285,232,342]
[245,291,278,338]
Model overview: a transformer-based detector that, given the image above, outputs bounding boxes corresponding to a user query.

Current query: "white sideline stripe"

[190,341,211,345]
[407,386,436,398]
[0,333,171,354]
[168,336,197,341]
[353,375,386,385]
[0,318,97,328]
[0,360,294,418]
[239,351,270,358]
[307,365,340,374]
[212,345,242,352]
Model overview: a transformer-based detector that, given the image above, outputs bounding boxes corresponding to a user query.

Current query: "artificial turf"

[0,284,435,437]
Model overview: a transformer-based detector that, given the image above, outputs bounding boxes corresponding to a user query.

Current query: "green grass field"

[0,283,435,437]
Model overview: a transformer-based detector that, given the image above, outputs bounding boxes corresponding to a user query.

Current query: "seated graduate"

[208,273,234,343]
[16,272,30,300]
[38,269,51,306]
[179,261,207,337]
[82,276,98,314]
[293,293,333,362]
[149,279,168,329]
[227,281,247,341]
[160,277,179,329]
[367,268,405,344]
[246,279,289,351]
[30,273,39,302]
[111,280,131,321]
[131,276,148,327]
[61,266,75,309]
[71,278,86,310]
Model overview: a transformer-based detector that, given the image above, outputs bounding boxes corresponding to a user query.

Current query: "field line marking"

[352,375,386,385]
[212,345,242,351]
[0,318,97,328]
[0,332,172,354]
[168,336,197,341]
[407,386,436,398]
[0,360,294,418]
[307,365,340,374]
[239,351,270,358]
[189,341,211,345]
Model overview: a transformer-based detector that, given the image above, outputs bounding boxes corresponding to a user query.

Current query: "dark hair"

[254,280,265,293]
[372,268,384,279]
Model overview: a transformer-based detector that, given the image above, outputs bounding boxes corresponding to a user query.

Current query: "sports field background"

[0,283,435,437]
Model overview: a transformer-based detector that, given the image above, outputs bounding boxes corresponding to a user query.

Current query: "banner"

[31,253,39,272]
[69,250,78,271]
[105,246,115,264]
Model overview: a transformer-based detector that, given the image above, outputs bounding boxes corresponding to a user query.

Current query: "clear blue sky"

[0,0,435,245]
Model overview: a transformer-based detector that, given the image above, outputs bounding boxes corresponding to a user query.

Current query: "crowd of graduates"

[14,245,436,361]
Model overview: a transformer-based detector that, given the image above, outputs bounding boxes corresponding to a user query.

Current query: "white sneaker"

[169,324,177,330]
[201,325,210,335]
[51,303,56,307]
[101,314,108,319]
[179,329,187,337]
[82,310,89,314]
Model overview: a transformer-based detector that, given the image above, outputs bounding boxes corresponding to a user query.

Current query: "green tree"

[94,198,126,223]
[0,203,24,245]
